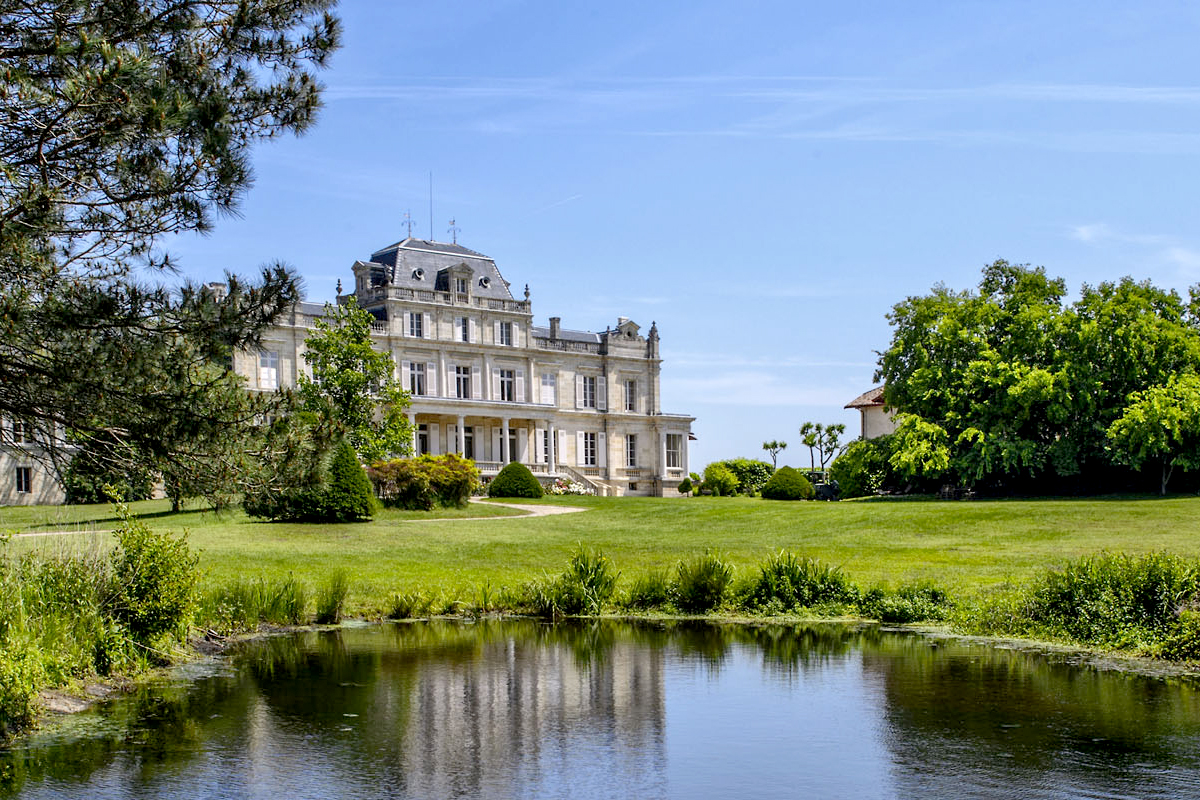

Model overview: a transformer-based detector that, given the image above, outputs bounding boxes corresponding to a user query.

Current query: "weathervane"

[448,218,461,244]
[403,210,414,238]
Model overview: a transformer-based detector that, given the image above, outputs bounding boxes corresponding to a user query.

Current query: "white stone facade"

[246,238,694,496]
[0,420,66,505]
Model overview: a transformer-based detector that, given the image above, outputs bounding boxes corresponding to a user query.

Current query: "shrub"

[761,466,815,501]
[548,478,591,495]
[715,458,774,495]
[676,477,693,495]
[745,551,859,611]
[107,501,199,644]
[488,462,544,498]
[62,436,154,505]
[315,571,350,624]
[199,577,309,633]
[859,582,951,623]
[1024,552,1200,649]
[829,437,897,499]
[701,463,739,497]
[624,571,672,610]
[0,644,45,738]
[674,552,734,614]
[323,441,378,521]
[368,454,480,510]
[525,547,619,617]
[388,590,435,620]
[1159,609,1200,660]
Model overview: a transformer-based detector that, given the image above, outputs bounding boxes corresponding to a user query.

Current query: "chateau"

[1,238,694,504]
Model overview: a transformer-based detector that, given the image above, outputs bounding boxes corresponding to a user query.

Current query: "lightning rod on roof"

[403,210,414,238]
[428,171,433,240]
[448,219,460,244]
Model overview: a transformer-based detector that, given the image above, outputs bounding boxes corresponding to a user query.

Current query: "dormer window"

[412,268,425,281]
[479,276,491,289]
[455,277,468,294]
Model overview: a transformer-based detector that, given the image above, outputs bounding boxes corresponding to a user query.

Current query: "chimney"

[549,316,561,339]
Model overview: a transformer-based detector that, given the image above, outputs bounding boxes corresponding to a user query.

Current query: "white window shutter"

[492,427,502,461]
[429,423,441,455]
[576,431,585,466]
[575,375,584,408]
[597,376,607,411]
[516,369,525,403]
[492,368,501,400]
[518,428,529,462]
[493,321,501,344]
[427,362,437,397]
[469,318,478,343]
[531,371,540,404]
[513,325,521,348]
[400,361,411,389]
[403,312,412,337]
[557,429,566,465]
[472,365,482,399]
[423,313,432,339]
[446,362,456,397]
[597,433,607,468]
[535,427,546,464]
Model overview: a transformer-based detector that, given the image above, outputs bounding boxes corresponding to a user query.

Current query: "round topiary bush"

[487,461,544,498]
[760,466,815,501]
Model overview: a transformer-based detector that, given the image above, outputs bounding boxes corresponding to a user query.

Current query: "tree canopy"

[298,298,413,462]
[0,1,341,481]
[875,260,1200,493]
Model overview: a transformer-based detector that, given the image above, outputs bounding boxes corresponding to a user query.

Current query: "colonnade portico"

[404,408,558,476]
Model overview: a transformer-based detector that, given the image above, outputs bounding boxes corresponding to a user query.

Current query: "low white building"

[845,386,897,440]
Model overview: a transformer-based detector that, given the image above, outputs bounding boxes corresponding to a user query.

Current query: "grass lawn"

[5,493,1200,615]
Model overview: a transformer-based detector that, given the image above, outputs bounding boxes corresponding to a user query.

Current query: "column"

[660,432,668,479]
[548,423,557,473]
[457,415,466,455]
[408,412,417,454]
[501,416,511,463]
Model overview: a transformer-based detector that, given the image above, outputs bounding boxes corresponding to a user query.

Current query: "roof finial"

[447,218,460,244]
[524,283,530,301]
[336,279,343,295]
[403,210,414,239]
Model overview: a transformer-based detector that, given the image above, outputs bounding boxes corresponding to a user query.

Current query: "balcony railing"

[532,337,601,354]
[476,460,550,474]
[359,286,531,314]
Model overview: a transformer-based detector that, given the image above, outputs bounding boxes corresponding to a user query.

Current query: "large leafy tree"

[298,298,413,463]
[1107,373,1200,495]
[876,260,1200,492]
[0,1,340,481]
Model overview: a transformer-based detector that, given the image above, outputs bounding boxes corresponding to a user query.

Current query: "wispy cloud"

[529,194,584,215]
[1067,223,1200,281]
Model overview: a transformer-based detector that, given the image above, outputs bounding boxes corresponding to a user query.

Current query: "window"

[666,434,683,469]
[258,350,279,390]
[626,434,637,467]
[624,379,637,412]
[506,429,518,463]
[541,373,557,406]
[582,432,598,467]
[455,366,471,399]
[498,321,513,346]
[15,467,31,494]
[459,316,470,342]
[11,420,29,445]
[455,277,468,295]
[463,426,475,460]
[408,362,426,396]
[409,312,423,339]
[581,375,597,408]
[416,424,430,456]
[498,369,515,402]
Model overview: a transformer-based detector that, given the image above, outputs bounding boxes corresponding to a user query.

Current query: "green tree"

[876,260,1200,492]
[799,422,820,470]
[1107,373,1200,495]
[817,424,845,470]
[298,298,413,462]
[702,463,739,496]
[761,440,787,469]
[0,1,340,481]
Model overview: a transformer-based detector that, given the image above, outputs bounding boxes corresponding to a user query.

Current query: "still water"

[4,620,1200,799]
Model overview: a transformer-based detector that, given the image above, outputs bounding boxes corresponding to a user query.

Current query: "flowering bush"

[547,478,592,496]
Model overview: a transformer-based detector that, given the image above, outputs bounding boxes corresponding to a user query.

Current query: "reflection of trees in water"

[863,635,1200,798]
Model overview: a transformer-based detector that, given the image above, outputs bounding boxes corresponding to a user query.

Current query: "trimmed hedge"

[761,466,815,500]
[368,454,480,510]
[488,462,544,498]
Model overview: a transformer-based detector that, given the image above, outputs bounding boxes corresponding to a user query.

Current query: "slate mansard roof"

[358,238,515,302]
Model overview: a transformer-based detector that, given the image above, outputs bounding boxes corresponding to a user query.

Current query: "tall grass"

[315,571,350,624]
[673,552,733,614]
[198,576,309,633]
[745,551,859,613]
[526,547,619,617]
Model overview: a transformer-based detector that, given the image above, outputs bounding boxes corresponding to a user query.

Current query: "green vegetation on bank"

[6,493,1200,736]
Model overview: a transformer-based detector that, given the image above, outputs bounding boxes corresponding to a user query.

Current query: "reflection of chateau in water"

[237,623,668,798]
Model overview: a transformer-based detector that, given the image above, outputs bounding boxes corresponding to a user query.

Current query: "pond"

[3,620,1200,799]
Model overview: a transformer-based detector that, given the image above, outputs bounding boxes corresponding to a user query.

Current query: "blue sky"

[170,1,1200,470]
